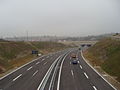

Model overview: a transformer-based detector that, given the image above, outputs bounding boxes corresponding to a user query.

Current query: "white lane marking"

[44,62,47,65]
[71,70,74,76]
[78,61,80,63]
[48,56,63,90]
[37,55,62,90]
[42,59,45,61]
[36,62,40,65]
[79,65,82,69]
[93,86,97,90]
[27,66,33,71]
[32,70,38,77]
[81,51,117,90]
[13,74,22,81]
[84,72,89,79]
[57,53,70,90]
[0,55,45,80]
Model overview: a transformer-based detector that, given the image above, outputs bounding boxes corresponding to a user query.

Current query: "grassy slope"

[0,41,69,73]
[86,38,120,82]
[0,42,34,70]
[31,41,68,53]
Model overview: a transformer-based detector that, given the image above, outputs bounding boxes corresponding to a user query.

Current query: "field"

[0,41,70,74]
[84,38,120,82]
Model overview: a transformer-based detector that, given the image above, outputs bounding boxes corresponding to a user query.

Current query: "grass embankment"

[84,38,120,82]
[0,41,69,74]
[31,41,68,54]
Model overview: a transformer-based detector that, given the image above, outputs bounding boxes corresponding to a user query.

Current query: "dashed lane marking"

[71,70,74,76]
[27,66,33,71]
[13,74,22,81]
[79,65,82,69]
[36,62,40,65]
[42,59,45,61]
[93,86,97,90]
[32,70,38,77]
[44,62,47,65]
[84,72,89,79]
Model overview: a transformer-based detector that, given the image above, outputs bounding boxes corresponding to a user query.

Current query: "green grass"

[87,38,120,82]
[0,41,69,74]
[31,41,67,49]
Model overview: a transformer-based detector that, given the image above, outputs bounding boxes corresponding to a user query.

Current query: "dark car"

[72,60,79,65]
[81,44,85,47]
[79,48,81,50]
[87,44,92,47]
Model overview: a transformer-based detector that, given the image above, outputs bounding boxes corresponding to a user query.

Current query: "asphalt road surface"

[0,48,116,90]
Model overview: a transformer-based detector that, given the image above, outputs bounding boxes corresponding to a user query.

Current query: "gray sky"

[0,0,120,37]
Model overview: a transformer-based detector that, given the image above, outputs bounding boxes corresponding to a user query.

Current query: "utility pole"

[26,31,28,41]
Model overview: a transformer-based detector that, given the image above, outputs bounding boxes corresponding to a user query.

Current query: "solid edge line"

[0,55,45,80]
[81,51,117,90]
[37,55,61,90]
[48,55,63,90]
[0,49,64,80]
[57,53,69,90]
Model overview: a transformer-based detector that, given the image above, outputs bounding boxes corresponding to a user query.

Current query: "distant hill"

[62,33,114,41]
[85,38,120,82]
[5,33,115,41]
[0,39,8,42]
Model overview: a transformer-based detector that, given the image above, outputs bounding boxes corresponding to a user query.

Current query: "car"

[81,44,85,47]
[86,44,92,47]
[72,60,79,65]
[71,53,77,58]
[79,48,81,50]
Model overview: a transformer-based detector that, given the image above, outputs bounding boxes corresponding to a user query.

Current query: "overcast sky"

[0,0,120,37]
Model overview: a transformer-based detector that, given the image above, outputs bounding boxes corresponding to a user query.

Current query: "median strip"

[48,55,63,90]
[57,52,70,90]
[37,55,62,90]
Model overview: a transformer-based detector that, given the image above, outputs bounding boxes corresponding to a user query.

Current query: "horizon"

[0,0,120,37]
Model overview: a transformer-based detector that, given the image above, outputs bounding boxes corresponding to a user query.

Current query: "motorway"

[0,48,116,90]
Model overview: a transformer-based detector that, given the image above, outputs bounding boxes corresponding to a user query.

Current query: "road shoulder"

[82,50,120,90]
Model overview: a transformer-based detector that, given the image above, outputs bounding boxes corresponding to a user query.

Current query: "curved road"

[0,49,116,90]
